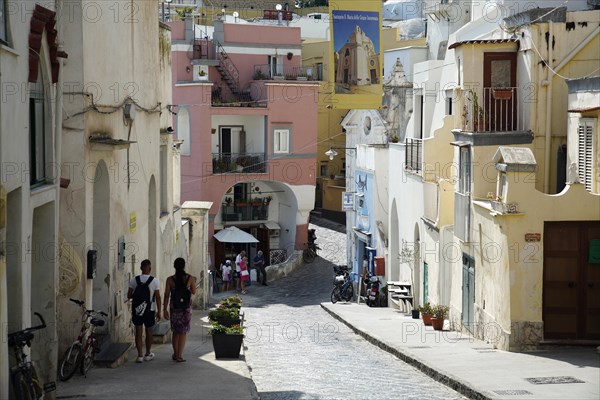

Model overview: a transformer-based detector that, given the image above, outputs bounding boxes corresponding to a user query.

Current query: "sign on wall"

[342,191,355,211]
[329,0,382,109]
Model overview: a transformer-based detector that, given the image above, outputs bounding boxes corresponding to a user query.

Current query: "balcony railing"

[212,153,267,174]
[462,87,524,132]
[222,203,269,222]
[253,64,319,81]
[405,138,423,173]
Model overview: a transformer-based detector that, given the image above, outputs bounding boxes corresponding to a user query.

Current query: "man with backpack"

[128,259,162,363]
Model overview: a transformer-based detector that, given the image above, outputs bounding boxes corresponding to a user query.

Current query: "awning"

[352,227,371,243]
[263,221,281,230]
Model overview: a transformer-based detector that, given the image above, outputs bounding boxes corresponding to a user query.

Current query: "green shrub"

[417,303,432,314]
[209,322,243,335]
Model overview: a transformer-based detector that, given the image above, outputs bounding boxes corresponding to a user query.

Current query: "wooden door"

[483,52,517,131]
[544,221,600,340]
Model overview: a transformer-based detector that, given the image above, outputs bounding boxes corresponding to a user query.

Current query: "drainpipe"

[542,21,553,194]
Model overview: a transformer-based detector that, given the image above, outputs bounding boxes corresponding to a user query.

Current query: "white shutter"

[578,119,594,192]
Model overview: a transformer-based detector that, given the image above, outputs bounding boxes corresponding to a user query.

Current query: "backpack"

[171,275,192,310]
[132,276,154,317]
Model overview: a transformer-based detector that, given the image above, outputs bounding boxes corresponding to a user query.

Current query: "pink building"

[170,18,319,266]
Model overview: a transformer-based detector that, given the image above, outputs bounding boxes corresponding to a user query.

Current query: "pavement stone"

[56,310,258,400]
[321,302,600,400]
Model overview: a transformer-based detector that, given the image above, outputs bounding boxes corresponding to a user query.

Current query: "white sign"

[342,192,354,211]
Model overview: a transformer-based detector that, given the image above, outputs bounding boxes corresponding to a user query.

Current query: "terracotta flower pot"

[431,317,444,331]
[422,313,433,326]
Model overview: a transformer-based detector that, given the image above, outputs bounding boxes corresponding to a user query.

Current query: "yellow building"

[406,9,600,350]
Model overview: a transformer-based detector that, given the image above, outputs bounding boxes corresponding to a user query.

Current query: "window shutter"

[578,120,594,192]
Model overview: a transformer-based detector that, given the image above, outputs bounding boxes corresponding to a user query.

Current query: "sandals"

[176,357,186,362]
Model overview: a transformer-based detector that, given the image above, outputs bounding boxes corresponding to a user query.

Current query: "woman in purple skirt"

[164,258,196,362]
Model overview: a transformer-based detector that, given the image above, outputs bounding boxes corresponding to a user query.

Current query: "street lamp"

[325,147,355,161]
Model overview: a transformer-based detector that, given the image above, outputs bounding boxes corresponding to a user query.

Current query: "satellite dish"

[276,4,282,10]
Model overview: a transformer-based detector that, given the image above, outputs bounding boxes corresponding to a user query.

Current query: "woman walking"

[164,258,196,362]
[240,256,250,294]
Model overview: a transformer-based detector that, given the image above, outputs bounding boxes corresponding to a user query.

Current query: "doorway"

[93,161,110,331]
[462,253,475,332]
[483,52,517,131]
[543,221,600,340]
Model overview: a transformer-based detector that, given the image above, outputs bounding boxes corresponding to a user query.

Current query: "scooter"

[365,274,381,307]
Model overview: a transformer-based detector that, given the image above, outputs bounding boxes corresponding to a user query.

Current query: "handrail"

[215,40,240,94]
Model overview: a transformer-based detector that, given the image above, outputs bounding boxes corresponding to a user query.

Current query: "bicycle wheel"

[59,343,82,381]
[303,249,315,263]
[343,284,354,302]
[80,345,95,375]
[330,286,340,304]
[11,368,41,400]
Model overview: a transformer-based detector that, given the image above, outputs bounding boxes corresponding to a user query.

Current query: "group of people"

[127,258,196,364]
[219,249,268,295]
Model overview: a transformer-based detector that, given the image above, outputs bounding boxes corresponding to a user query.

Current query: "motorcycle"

[365,275,387,307]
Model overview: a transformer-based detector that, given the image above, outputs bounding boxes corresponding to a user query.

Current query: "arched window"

[29,70,48,185]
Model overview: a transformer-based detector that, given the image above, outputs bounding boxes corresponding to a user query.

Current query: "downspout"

[542,21,553,193]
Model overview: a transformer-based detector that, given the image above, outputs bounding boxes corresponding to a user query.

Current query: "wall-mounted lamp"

[325,147,355,161]
[186,66,191,73]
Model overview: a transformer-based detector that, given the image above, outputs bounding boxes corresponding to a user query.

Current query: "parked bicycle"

[331,267,354,303]
[8,312,56,400]
[59,298,107,381]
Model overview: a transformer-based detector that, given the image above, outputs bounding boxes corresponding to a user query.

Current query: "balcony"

[222,202,269,222]
[454,87,533,146]
[405,138,423,174]
[212,153,267,174]
[253,64,319,81]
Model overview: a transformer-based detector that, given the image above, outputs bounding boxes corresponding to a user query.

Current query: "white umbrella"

[214,226,259,243]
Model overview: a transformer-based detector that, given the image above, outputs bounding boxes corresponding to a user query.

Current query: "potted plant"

[389,134,400,143]
[208,306,241,327]
[210,323,244,359]
[198,69,208,81]
[492,88,513,100]
[431,304,449,331]
[219,295,242,309]
[411,307,420,319]
[418,303,433,326]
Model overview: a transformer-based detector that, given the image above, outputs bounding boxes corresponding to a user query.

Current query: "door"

[220,128,232,155]
[544,221,600,340]
[483,52,517,131]
[462,254,475,332]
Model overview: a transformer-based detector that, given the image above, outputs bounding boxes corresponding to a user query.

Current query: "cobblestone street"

[233,218,466,400]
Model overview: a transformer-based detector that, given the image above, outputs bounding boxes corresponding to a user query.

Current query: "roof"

[448,38,518,50]
[492,147,537,172]
[263,221,280,230]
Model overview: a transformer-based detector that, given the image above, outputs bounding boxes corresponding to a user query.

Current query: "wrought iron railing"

[212,153,266,173]
[269,249,287,265]
[253,64,318,81]
[462,87,523,132]
[405,138,423,173]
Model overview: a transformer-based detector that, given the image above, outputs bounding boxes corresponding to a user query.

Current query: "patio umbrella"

[214,226,259,243]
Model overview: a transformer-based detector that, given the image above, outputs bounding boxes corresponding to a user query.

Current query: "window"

[177,107,190,156]
[0,0,7,45]
[458,146,471,195]
[160,145,168,214]
[29,74,48,186]
[273,129,289,153]
[445,89,453,116]
[578,119,595,192]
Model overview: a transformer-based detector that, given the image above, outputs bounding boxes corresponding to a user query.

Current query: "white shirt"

[129,274,161,311]
[235,254,243,272]
[221,264,232,278]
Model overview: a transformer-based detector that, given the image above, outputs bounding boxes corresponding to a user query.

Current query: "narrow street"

[232,219,466,400]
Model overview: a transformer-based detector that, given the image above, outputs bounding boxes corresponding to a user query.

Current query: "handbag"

[241,270,249,277]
